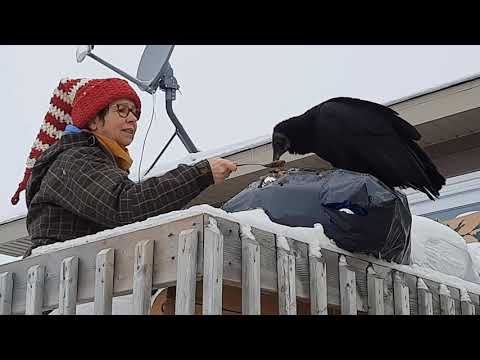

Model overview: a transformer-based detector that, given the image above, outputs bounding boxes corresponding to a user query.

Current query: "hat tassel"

[11,170,31,205]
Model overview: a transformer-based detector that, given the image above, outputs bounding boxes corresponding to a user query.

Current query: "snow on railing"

[0,207,479,315]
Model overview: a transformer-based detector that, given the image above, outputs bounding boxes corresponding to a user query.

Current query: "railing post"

[393,271,410,315]
[339,255,356,315]
[94,248,115,315]
[0,272,13,315]
[175,230,199,315]
[58,257,79,315]
[26,265,45,315]
[439,284,455,315]
[308,245,327,315]
[461,290,475,315]
[417,278,433,315]
[367,265,385,315]
[203,218,223,315]
[241,225,261,315]
[133,240,155,315]
[276,236,297,315]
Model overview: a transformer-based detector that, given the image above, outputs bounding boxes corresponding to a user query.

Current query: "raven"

[272,97,446,200]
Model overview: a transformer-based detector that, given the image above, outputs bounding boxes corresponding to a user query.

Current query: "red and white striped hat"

[11,77,141,205]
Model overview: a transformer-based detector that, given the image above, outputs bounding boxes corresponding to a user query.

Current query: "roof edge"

[384,71,480,107]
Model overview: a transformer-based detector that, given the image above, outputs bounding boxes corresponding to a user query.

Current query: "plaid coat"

[25,131,213,252]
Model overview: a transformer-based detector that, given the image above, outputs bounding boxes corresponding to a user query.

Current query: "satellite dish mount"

[76,45,199,176]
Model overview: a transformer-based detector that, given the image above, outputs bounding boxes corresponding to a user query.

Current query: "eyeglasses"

[110,103,141,119]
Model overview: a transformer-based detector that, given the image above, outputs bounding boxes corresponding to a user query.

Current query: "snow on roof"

[384,70,480,107]
[144,134,271,179]
[0,214,27,226]
[0,254,18,265]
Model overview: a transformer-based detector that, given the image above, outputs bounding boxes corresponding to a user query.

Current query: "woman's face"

[90,98,140,147]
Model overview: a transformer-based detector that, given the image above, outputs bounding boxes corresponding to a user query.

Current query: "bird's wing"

[316,97,421,141]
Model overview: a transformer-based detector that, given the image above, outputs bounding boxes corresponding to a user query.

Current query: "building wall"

[406,170,480,221]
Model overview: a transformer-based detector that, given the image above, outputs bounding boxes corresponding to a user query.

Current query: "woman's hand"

[208,158,238,184]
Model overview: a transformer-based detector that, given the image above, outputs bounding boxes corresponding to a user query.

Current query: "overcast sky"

[2,45,480,228]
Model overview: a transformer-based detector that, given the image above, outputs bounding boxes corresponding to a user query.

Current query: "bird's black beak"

[272,132,290,161]
[272,150,283,162]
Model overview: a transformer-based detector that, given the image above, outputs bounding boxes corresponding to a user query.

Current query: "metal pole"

[143,131,177,177]
[165,95,199,153]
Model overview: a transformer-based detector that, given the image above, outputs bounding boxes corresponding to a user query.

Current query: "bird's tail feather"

[406,142,446,199]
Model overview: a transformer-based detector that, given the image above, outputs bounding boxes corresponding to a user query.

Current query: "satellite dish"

[76,45,94,63]
[75,45,199,176]
[137,45,175,90]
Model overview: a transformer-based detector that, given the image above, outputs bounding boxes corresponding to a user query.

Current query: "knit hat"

[11,77,141,205]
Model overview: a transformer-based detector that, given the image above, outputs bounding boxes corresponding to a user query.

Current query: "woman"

[12,78,237,256]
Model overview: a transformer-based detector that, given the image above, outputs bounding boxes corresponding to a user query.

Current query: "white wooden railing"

[0,210,479,315]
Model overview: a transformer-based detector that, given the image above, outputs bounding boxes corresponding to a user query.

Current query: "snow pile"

[467,242,480,279]
[31,203,331,257]
[404,263,480,293]
[190,205,336,257]
[30,207,210,256]
[226,208,480,283]
[224,207,480,290]
[409,215,480,283]
[228,209,480,284]
[228,207,334,250]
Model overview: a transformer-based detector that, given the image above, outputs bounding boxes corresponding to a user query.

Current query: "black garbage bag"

[222,169,412,264]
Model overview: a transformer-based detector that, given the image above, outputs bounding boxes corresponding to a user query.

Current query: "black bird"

[272,97,446,200]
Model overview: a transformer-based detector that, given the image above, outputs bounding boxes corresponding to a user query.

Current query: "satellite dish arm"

[88,53,153,93]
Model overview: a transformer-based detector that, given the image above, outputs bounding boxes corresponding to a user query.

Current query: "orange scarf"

[94,133,133,172]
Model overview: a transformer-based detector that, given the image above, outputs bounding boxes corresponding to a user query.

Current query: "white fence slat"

[461,302,475,315]
[203,218,224,315]
[393,271,410,315]
[367,266,384,315]
[417,278,433,315]
[133,240,155,315]
[439,284,455,315]
[94,248,115,315]
[461,290,475,315]
[241,225,261,315]
[0,272,13,315]
[309,247,327,315]
[276,236,296,315]
[175,229,199,315]
[25,265,45,315]
[339,255,356,315]
[58,257,79,315]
